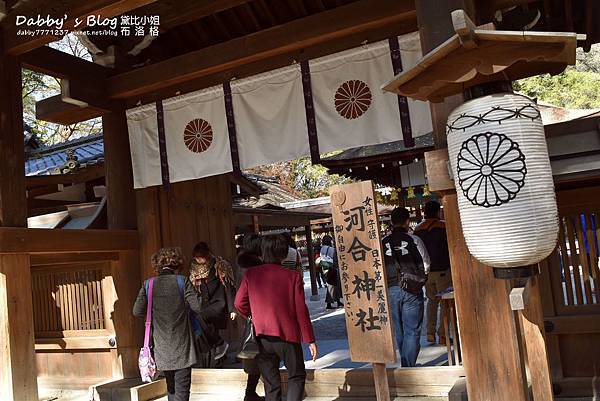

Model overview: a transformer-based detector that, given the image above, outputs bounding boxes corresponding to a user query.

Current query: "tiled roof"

[25,134,104,176]
[234,174,304,209]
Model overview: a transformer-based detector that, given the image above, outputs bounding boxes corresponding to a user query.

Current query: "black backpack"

[387,234,427,295]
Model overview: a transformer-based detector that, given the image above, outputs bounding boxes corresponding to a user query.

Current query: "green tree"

[22,34,101,146]
[513,45,600,109]
[290,158,352,198]
[247,156,351,199]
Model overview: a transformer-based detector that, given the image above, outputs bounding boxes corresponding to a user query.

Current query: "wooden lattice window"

[32,265,106,336]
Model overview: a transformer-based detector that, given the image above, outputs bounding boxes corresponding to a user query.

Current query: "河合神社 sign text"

[330,181,396,364]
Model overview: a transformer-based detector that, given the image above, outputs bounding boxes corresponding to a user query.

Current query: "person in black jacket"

[190,242,236,363]
[382,208,430,367]
[236,233,265,401]
[414,201,452,345]
[133,247,203,401]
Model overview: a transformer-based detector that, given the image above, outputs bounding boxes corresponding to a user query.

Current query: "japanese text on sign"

[330,181,396,364]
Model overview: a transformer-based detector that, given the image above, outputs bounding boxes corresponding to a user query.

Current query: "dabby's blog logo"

[16,14,68,29]
[15,15,119,30]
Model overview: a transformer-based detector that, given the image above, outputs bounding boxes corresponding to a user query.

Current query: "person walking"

[235,234,318,401]
[383,208,430,367]
[313,241,324,289]
[281,232,303,275]
[414,200,453,345]
[319,235,343,309]
[133,247,203,401]
[189,242,236,362]
[236,233,265,401]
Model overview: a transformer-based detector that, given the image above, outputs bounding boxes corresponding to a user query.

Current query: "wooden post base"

[372,363,391,401]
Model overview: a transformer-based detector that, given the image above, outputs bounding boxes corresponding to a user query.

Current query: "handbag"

[319,246,335,272]
[139,277,158,383]
[237,317,259,360]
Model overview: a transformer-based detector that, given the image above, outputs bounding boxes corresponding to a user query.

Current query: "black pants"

[256,336,306,401]
[243,358,262,395]
[164,367,192,401]
[314,269,324,288]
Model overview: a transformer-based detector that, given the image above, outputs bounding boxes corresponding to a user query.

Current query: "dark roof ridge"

[28,133,104,157]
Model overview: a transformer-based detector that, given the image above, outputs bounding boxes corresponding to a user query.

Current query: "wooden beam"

[136,0,253,32]
[34,335,116,350]
[35,95,108,125]
[61,77,114,109]
[124,19,417,106]
[103,110,137,229]
[30,251,120,266]
[0,228,138,254]
[20,46,110,79]
[233,207,329,228]
[2,0,158,55]
[545,315,600,334]
[107,0,417,99]
[0,32,27,227]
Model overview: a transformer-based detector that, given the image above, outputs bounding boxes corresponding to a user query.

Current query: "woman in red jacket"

[235,234,318,401]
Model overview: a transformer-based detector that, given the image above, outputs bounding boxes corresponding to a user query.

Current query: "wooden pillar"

[0,33,38,401]
[415,0,470,149]
[306,224,319,299]
[136,187,162,279]
[0,255,38,401]
[444,194,528,401]
[103,251,143,378]
[102,109,137,230]
[0,36,26,227]
[102,109,141,378]
[416,3,528,401]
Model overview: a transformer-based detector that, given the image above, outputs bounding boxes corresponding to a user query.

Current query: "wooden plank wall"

[136,174,236,279]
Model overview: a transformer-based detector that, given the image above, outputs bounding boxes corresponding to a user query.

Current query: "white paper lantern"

[447,93,559,268]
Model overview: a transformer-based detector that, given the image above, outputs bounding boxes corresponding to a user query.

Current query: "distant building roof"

[322,133,434,162]
[25,133,104,176]
[537,101,600,125]
[234,174,304,209]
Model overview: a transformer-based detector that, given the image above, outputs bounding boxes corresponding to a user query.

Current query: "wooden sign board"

[330,181,396,364]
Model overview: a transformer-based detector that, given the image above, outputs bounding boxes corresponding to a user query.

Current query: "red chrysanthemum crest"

[183,119,213,153]
[334,80,372,119]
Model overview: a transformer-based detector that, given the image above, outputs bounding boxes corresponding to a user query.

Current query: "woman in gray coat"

[133,247,203,401]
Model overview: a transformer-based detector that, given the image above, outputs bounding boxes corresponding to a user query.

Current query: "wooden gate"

[540,186,600,383]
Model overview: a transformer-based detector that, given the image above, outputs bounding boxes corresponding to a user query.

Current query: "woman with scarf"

[189,242,236,366]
